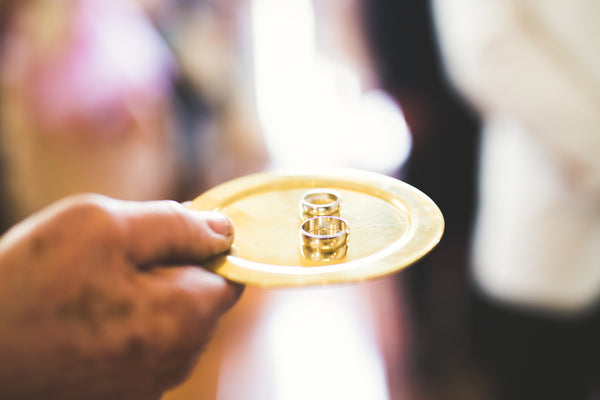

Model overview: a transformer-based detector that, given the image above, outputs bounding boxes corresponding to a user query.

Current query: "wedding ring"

[299,189,342,219]
[300,216,349,254]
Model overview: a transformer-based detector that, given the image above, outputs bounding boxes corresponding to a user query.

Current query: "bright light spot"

[264,288,390,400]
[251,0,411,174]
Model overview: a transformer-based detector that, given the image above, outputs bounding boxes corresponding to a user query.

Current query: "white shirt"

[432,0,600,312]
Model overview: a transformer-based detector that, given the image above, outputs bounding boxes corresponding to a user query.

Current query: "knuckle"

[57,194,122,235]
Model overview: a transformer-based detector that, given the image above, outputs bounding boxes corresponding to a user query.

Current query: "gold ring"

[299,189,342,219]
[300,216,349,254]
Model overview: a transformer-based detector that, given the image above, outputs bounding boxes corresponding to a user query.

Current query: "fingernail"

[206,212,233,238]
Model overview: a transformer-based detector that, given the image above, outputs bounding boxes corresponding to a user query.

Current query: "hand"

[0,194,243,400]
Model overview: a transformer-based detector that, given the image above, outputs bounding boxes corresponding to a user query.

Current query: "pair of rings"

[299,189,349,260]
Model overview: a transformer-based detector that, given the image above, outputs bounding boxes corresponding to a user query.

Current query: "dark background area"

[361,1,485,398]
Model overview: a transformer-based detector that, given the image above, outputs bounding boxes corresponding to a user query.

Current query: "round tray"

[189,169,444,287]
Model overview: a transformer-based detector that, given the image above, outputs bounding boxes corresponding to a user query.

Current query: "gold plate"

[189,169,444,287]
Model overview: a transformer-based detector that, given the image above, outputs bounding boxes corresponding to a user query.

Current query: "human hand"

[0,194,243,400]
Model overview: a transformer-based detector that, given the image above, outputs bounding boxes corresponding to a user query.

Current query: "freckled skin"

[0,194,243,400]
[54,285,135,335]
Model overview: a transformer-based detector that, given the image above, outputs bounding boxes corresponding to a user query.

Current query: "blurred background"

[1,0,598,399]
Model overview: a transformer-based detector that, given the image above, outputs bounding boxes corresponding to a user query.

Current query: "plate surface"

[189,169,444,287]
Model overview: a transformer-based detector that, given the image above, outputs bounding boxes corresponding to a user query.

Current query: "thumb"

[113,200,234,268]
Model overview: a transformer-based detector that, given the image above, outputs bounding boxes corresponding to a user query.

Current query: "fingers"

[111,200,235,267]
[132,266,244,394]
[149,266,245,317]
[142,266,244,361]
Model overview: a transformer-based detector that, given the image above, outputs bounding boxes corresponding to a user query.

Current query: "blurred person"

[0,193,243,399]
[0,0,268,230]
[0,0,180,226]
[431,1,600,399]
